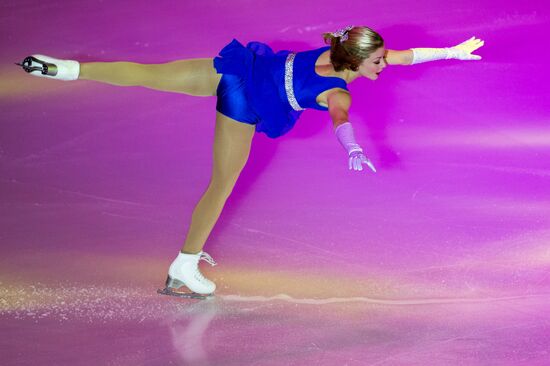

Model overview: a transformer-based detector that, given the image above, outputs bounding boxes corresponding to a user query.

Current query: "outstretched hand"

[448,36,485,60]
[349,151,377,172]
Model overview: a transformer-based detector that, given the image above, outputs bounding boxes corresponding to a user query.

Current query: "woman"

[17,26,484,298]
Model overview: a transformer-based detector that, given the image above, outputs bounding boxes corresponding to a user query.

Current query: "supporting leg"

[182,112,255,254]
[160,113,254,297]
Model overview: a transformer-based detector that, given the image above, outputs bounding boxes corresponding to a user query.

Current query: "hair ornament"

[330,25,354,43]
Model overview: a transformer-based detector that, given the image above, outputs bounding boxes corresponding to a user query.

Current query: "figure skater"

[17,26,484,298]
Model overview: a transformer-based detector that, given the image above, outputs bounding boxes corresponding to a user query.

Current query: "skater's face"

[358,47,387,80]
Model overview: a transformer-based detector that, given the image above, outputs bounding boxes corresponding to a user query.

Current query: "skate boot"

[158,251,217,299]
[16,55,80,81]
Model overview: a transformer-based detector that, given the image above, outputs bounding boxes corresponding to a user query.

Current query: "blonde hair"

[323,26,384,71]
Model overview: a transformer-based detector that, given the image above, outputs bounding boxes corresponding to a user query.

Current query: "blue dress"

[213,39,348,138]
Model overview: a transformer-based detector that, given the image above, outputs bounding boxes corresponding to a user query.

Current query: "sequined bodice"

[284,46,348,111]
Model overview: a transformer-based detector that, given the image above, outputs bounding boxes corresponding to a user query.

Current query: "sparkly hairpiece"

[330,25,354,43]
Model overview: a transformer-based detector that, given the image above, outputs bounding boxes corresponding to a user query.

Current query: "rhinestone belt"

[284,53,305,111]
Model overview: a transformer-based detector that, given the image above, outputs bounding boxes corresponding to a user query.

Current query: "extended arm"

[327,91,376,172]
[385,37,484,65]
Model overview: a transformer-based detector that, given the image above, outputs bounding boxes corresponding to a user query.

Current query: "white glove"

[411,36,484,64]
[335,122,376,172]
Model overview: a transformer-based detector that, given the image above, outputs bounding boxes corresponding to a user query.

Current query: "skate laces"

[191,252,216,285]
[199,252,217,266]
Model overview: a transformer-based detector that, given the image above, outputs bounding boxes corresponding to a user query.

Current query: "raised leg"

[182,112,255,254]
[79,58,221,96]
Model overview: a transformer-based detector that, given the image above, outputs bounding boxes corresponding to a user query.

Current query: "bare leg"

[78,58,254,253]
[79,58,221,96]
[182,112,255,254]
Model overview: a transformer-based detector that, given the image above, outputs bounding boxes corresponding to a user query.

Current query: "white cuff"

[411,48,450,65]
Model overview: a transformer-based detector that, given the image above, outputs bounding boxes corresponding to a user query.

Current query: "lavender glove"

[335,122,376,172]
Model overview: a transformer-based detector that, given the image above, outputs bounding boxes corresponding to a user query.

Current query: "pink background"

[1,0,550,365]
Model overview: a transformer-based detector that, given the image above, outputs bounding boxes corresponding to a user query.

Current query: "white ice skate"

[158,251,217,300]
[16,55,80,81]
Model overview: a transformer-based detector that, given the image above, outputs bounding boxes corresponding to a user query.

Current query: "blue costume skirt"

[213,39,303,138]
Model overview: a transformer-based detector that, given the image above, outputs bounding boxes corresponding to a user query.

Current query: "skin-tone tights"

[79,59,255,254]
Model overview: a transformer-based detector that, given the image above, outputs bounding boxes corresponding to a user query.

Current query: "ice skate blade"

[157,287,213,300]
[16,56,58,76]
